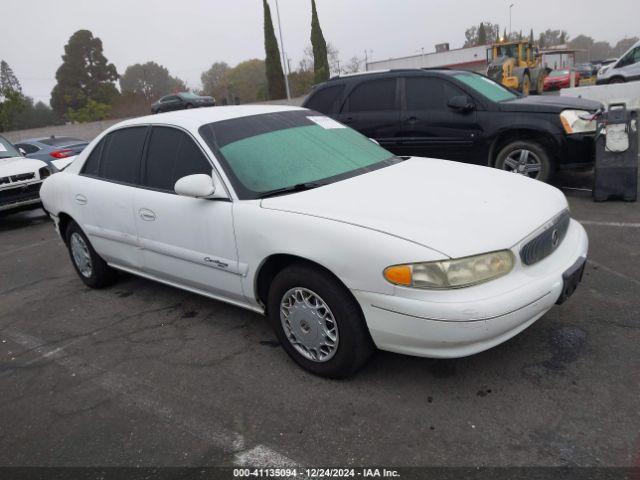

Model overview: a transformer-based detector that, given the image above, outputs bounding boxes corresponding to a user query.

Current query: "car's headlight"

[560,110,597,134]
[383,250,514,290]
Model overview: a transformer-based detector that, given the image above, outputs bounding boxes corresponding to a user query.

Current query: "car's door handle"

[138,208,156,221]
[74,194,87,205]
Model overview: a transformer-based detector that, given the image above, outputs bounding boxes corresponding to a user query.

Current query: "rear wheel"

[521,73,531,96]
[267,263,374,378]
[65,221,118,288]
[609,77,626,84]
[495,140,553,183]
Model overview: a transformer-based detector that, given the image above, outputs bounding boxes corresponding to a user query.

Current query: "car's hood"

[0,156,47,176]
[499,95,602,113]
[261,158,568,259]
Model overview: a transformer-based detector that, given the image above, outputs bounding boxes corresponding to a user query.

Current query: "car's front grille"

[0,182,42,206]
[0,172,36,185]
[520,210,571,266]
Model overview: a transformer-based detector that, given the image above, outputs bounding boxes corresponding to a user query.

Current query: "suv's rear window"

[305,85,345,114]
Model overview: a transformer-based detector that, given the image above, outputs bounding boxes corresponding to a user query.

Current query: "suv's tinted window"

[82,139,104,176]
[100,127,147,184]
[405,77,465,110]
[143,127,211,191]
[347,79,396,112]
[305,85,345,114]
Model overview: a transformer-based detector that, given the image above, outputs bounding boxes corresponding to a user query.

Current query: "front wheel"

[494,140,553,183]
[65,221,118,288]
[267,263,374,378]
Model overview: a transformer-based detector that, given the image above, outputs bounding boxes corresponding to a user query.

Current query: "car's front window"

[0,136,21,159]
[199,110,399,199]
[453,72,518,102]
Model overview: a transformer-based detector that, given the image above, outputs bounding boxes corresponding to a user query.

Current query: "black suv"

[302,69,602,182]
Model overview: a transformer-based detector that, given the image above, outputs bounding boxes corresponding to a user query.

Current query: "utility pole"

[509,4,514,38]
[364,50,368,71]
[273,0,291,101]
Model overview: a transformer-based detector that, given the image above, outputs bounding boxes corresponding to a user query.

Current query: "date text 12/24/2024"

[233,468,401,478]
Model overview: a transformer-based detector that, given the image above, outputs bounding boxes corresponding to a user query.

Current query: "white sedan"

[40,105,588,378]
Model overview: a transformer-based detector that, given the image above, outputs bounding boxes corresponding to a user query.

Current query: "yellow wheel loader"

[486,41,550,95]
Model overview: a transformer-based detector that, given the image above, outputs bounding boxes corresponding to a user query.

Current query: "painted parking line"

[587,259,640,288]
[2,328,301,468]
[578,220,640,228]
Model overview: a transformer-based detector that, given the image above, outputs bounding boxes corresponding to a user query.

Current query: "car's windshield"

[452,72,518,102]
[199,110,399,199]
[0,135,21,159]
[549,70,570,77]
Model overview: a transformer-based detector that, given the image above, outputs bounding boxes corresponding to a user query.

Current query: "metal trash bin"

[593,103,638,202]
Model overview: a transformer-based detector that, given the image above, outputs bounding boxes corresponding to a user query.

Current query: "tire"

[267,263,374,378]
[65,221,118,289]
[494,140,554,183]
[609,77,626,84]
[185,103,194,109]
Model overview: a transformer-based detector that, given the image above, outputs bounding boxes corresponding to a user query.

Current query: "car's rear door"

[133,126,243,301]
[75,126,148,269]
[396,75,483,162]
[335,77,402,151]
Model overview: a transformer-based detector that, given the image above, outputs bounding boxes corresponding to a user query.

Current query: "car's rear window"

[199,110,397,199]
[453,73,518,102]
[39,137,85,147]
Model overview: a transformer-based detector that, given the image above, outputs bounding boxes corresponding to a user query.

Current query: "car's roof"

[320,68,467,86]
[113,105,306,131]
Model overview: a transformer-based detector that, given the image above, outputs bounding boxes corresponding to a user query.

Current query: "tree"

[464,22,499,47]
[310,0,330,83]
[538,29,569,49]
[503,28,507,41]
[477,23,487,46]
[67,99,111,123]
[50,30,119,119]
[13,97,62,129]
[225,59,268,104]
[0,60,26,132]
[201,62,230,98]
[568,35,595,63]
[613,37,640,57]
[263,0,286,100]
[529,29,534,44]
[120,62,185,102]
[0,61,22,94]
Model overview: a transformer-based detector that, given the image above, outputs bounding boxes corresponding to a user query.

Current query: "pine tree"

[529,29,534,44]
[310,0,330,83]
[0,61,22,94]
[495,26,501,42]
[263,0,286,100]
[503,28,508,41]
[477,23,487,46]
[50,30,119,118]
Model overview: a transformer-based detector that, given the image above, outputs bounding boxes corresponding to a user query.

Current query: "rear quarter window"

[305,85,345,114]
[99,127,148,184]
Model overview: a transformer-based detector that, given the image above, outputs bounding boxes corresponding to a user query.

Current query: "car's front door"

[336,78,402,151]
[133,126,243,301]
[615,46,640,81]
[75,126,148,269]
[396,76,483,162]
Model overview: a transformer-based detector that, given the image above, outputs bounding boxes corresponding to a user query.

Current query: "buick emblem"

[551,229,559,248]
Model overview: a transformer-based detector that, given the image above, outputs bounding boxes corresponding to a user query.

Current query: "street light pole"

[509,3,514,38]
[273,0,291,101]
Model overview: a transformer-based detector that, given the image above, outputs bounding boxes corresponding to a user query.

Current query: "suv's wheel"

[609,77,626,84]
[494,140,553,182]
[521,73,531,96]
[65,221,117,288]
[267,263,374,378]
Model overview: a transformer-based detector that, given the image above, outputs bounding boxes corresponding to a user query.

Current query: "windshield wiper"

[258,182,324,199]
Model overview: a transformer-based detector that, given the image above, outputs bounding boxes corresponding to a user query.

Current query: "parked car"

[151,92,215,114]
[597,40,640,84]
[40,106,588,378]
[14,136,87,170]
[0,135,56,216]
[574,63,597,78]
[302,69,602,183]
[543,69,581,91]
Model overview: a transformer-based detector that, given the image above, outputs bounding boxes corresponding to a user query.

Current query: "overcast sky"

[1,0,637,103]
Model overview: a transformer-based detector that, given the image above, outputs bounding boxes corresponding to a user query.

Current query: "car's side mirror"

[175,174,218,198]
[447,95,476,112]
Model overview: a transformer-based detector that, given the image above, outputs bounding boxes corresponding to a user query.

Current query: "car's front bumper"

[556,132,596,169]
[0,181,43,213]
[352,220,588,358]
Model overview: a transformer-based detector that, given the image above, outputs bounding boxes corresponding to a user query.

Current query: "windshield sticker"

[307,116,346,129]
